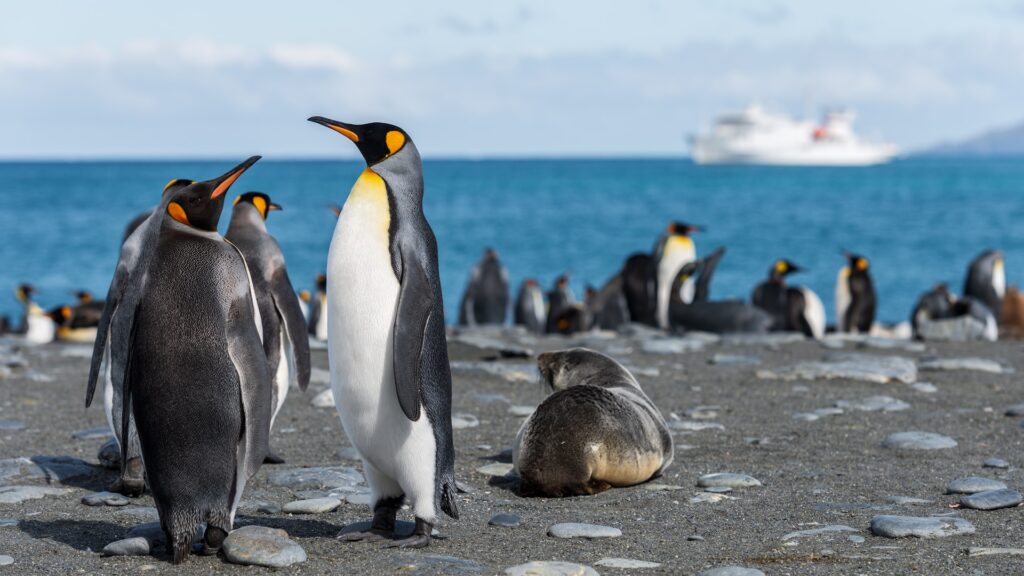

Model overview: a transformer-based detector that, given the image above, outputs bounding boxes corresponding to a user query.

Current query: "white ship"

[690,105,898,166]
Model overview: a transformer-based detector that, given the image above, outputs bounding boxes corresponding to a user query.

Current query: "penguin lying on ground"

[119,157,270,563]
[310,116,458,548]
[458,248,509,326]
[15,284,55,345]
[513,279,545,334]
[545,274,577,334]
[751,259,802,329]
[911,283,997,341]
[226,192,311,464]
[514,348,673,496]
[669,248,773,334]
[50,291,105,343]
[964,249,1005,321]
[835,251,876,334]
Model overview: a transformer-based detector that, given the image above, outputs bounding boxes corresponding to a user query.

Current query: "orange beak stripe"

[328,124,360,143]
[211,170,245,199]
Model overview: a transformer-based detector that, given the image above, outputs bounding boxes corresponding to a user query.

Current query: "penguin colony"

[0,117,1019,564]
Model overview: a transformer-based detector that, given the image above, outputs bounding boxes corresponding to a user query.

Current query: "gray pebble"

[268,466,364,491]
[834,395,910,412]
[97,439,120,469]
[781,524,858,541]
[1005,403,1024,417]
[697,473,762,488]
[451,413,479,429]
[102,537,151,557]
[222,525,307,568]
[345,492,372,506]
[869,515,975,538]
[919,357,1005,373]
[488,513,521,527]
[0,556,12,566]
[257,502,282,514]
[547,522,621,539]
[0,519,17,528]
[504,561,598,576]
[596,558,661,569]
[911,382,938,393]
[336,446,361,461]
[81,491,130,507]
[310,388,334,408]
[708,354,761,366]
[0,420,25,431]
[704,486,733,493]
[886,496,933,505]
[508,405,536,417]
[983,458,1010,469]
[960,489,1023,511]
[882,431,957,450]
[697,567,765,576]
[476,463,513,477]
[848,535,865,543]
[687,534,705,541]
[71,427,112,440]
[0,485,70,504]
[946,477,1007,494]
[281,497,341,514]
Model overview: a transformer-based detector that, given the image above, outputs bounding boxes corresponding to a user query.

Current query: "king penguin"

[835,251,876,333]
[457,248,509,326]
[307,273,329,341]
[545,274,577,334]
[964,249,1005,320]
[513,278,545,334]
[118,157,270,563]
[653,222,701,329]
[15,284,56,345]
[309,116,458,548]
[751,259,802,329]
[226,192,311,464]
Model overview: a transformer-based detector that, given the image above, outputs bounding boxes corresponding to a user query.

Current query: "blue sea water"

[1,157,1022,326]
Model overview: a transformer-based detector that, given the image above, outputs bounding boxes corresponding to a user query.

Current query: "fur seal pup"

[514,348,673,496]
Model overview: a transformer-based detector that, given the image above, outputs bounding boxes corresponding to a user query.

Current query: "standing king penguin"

[751,259,802,329]
[964,249,1005,320]
[310,116,458,548]
[457,248,509,326]
[122,158,270,563]
[653,222,701,329]
[226,192,311,463]
[513,279,546,334]
[835,251,876,333]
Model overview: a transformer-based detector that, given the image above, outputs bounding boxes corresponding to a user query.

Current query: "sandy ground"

[0,329,1022,575]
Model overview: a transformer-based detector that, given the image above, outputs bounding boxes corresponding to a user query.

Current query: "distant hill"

[921,120,1024,156]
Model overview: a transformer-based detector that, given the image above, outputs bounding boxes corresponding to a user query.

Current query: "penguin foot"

[200,526,228,556]
[263,452,286,465]
[110,458,146,497]
[337,501,400,543]
[386,518,433,549]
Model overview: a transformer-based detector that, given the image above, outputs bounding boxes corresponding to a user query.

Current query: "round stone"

[596,558,661,569]
[0,556,12,566]
[0,420,25,431]
[869,515,975,538]
[81,491,130,507]
[882,431,957,450]
[547,523,622,539]
[222,525,307,568]
[505,561,599,576]
[451,413,479,429]
[281,497,341,514]
[984,458,1010,469]
[488,513,521,527]
[697,473,762,488]
[946,477,1007,494]
[960,489,1023,511]
[102,537,151,557]
[476,463,513,477]
[1005,403,1024,417]
[696,567,765,576]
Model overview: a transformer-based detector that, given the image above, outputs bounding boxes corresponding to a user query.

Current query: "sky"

[2,0,1024,158]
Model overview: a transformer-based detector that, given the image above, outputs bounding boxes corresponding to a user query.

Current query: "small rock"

[911,382,938,393]
[882,431,957,450]
[0,556,12,566]
[709,354,761,366]
[489,513,521,527]
[967,547,1024,557]
[869,515,975,538]
[451,413,479,429]
[697,473,761,488]
[668,420,725,432]
[793,408,844,421]
[547,523,621,539]
[848,535,865,543]
[835,396,910,412]
[0,485,70,504]
[690,492,736,504]
[81,491,130,507]
[641,337,706,354]
[886,496,933,505]
[222,525,307,568]
[1007,403,1024,416]
[344,492,372,506]
[268,466,363,491]
[687,534,705,541]
[102,537,151,557]
[310,389,334,408]
[282,497,341,514]
[257,502,282,514]
[97,439,120,469]
[704,486,732,493]
[919,357,1005,374]
[781,524,858,541]
[337,446,361,460]
[983,458,1010,469]
[476,463,513,477]
[0,519,17,528]
[960,489,1023,510]
[508,406,536,417]
[696,567,765,576]
[644,483,686,491]
[0,420,25,431]
[946,477,1007,494]
[596,558,661,569]
[683,406,721,420]
[504,561,598,576]
[71,427,112,440]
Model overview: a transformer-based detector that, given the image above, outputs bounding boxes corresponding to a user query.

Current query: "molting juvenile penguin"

[514,348,673,496]
[911,283,955,336]
[964,249,1005,320]
[653,222,701,329]
[226,192,311,464]
[751,259,802,329]
[668,248,772,334]
[118,157,270,563]
[545,274,576,334]
[514,279,545,333]
[457,248,509,326]
[835,252,876,333]
[307,273,328,341]
[310,116,458,548]
[15,284,55,345]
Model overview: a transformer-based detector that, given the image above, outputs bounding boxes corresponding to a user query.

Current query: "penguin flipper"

[227,294,273,483]
[393,250,433,422]
[118,303,140,478]
[85,295,115,408]
[270,268,311,391]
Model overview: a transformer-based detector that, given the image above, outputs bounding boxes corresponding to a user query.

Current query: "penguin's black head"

[46,305,71,324]
[770,259,803,279]
[15,284,36,303]
[163,156,260,232]
[555,274,570,289]
[233,191,281,221]
[843,251,870,273]
[668,222,703,236]
[308,116,410,166]
[315,274,327,291]
[73,290,93,304]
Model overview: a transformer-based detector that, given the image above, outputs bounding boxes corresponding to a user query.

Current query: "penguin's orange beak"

[211,156,261,200]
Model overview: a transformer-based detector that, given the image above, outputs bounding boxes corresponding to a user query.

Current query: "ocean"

[1,157,1021,326]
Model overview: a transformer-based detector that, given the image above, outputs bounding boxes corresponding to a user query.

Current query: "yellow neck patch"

[167,201,190,225]
[348,168,391,233]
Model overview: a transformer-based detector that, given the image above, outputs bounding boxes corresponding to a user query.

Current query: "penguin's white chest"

[657,237,696,328]
[326,169,403,450]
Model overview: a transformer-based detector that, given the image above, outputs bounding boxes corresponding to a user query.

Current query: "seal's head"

[537,348,631,392]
